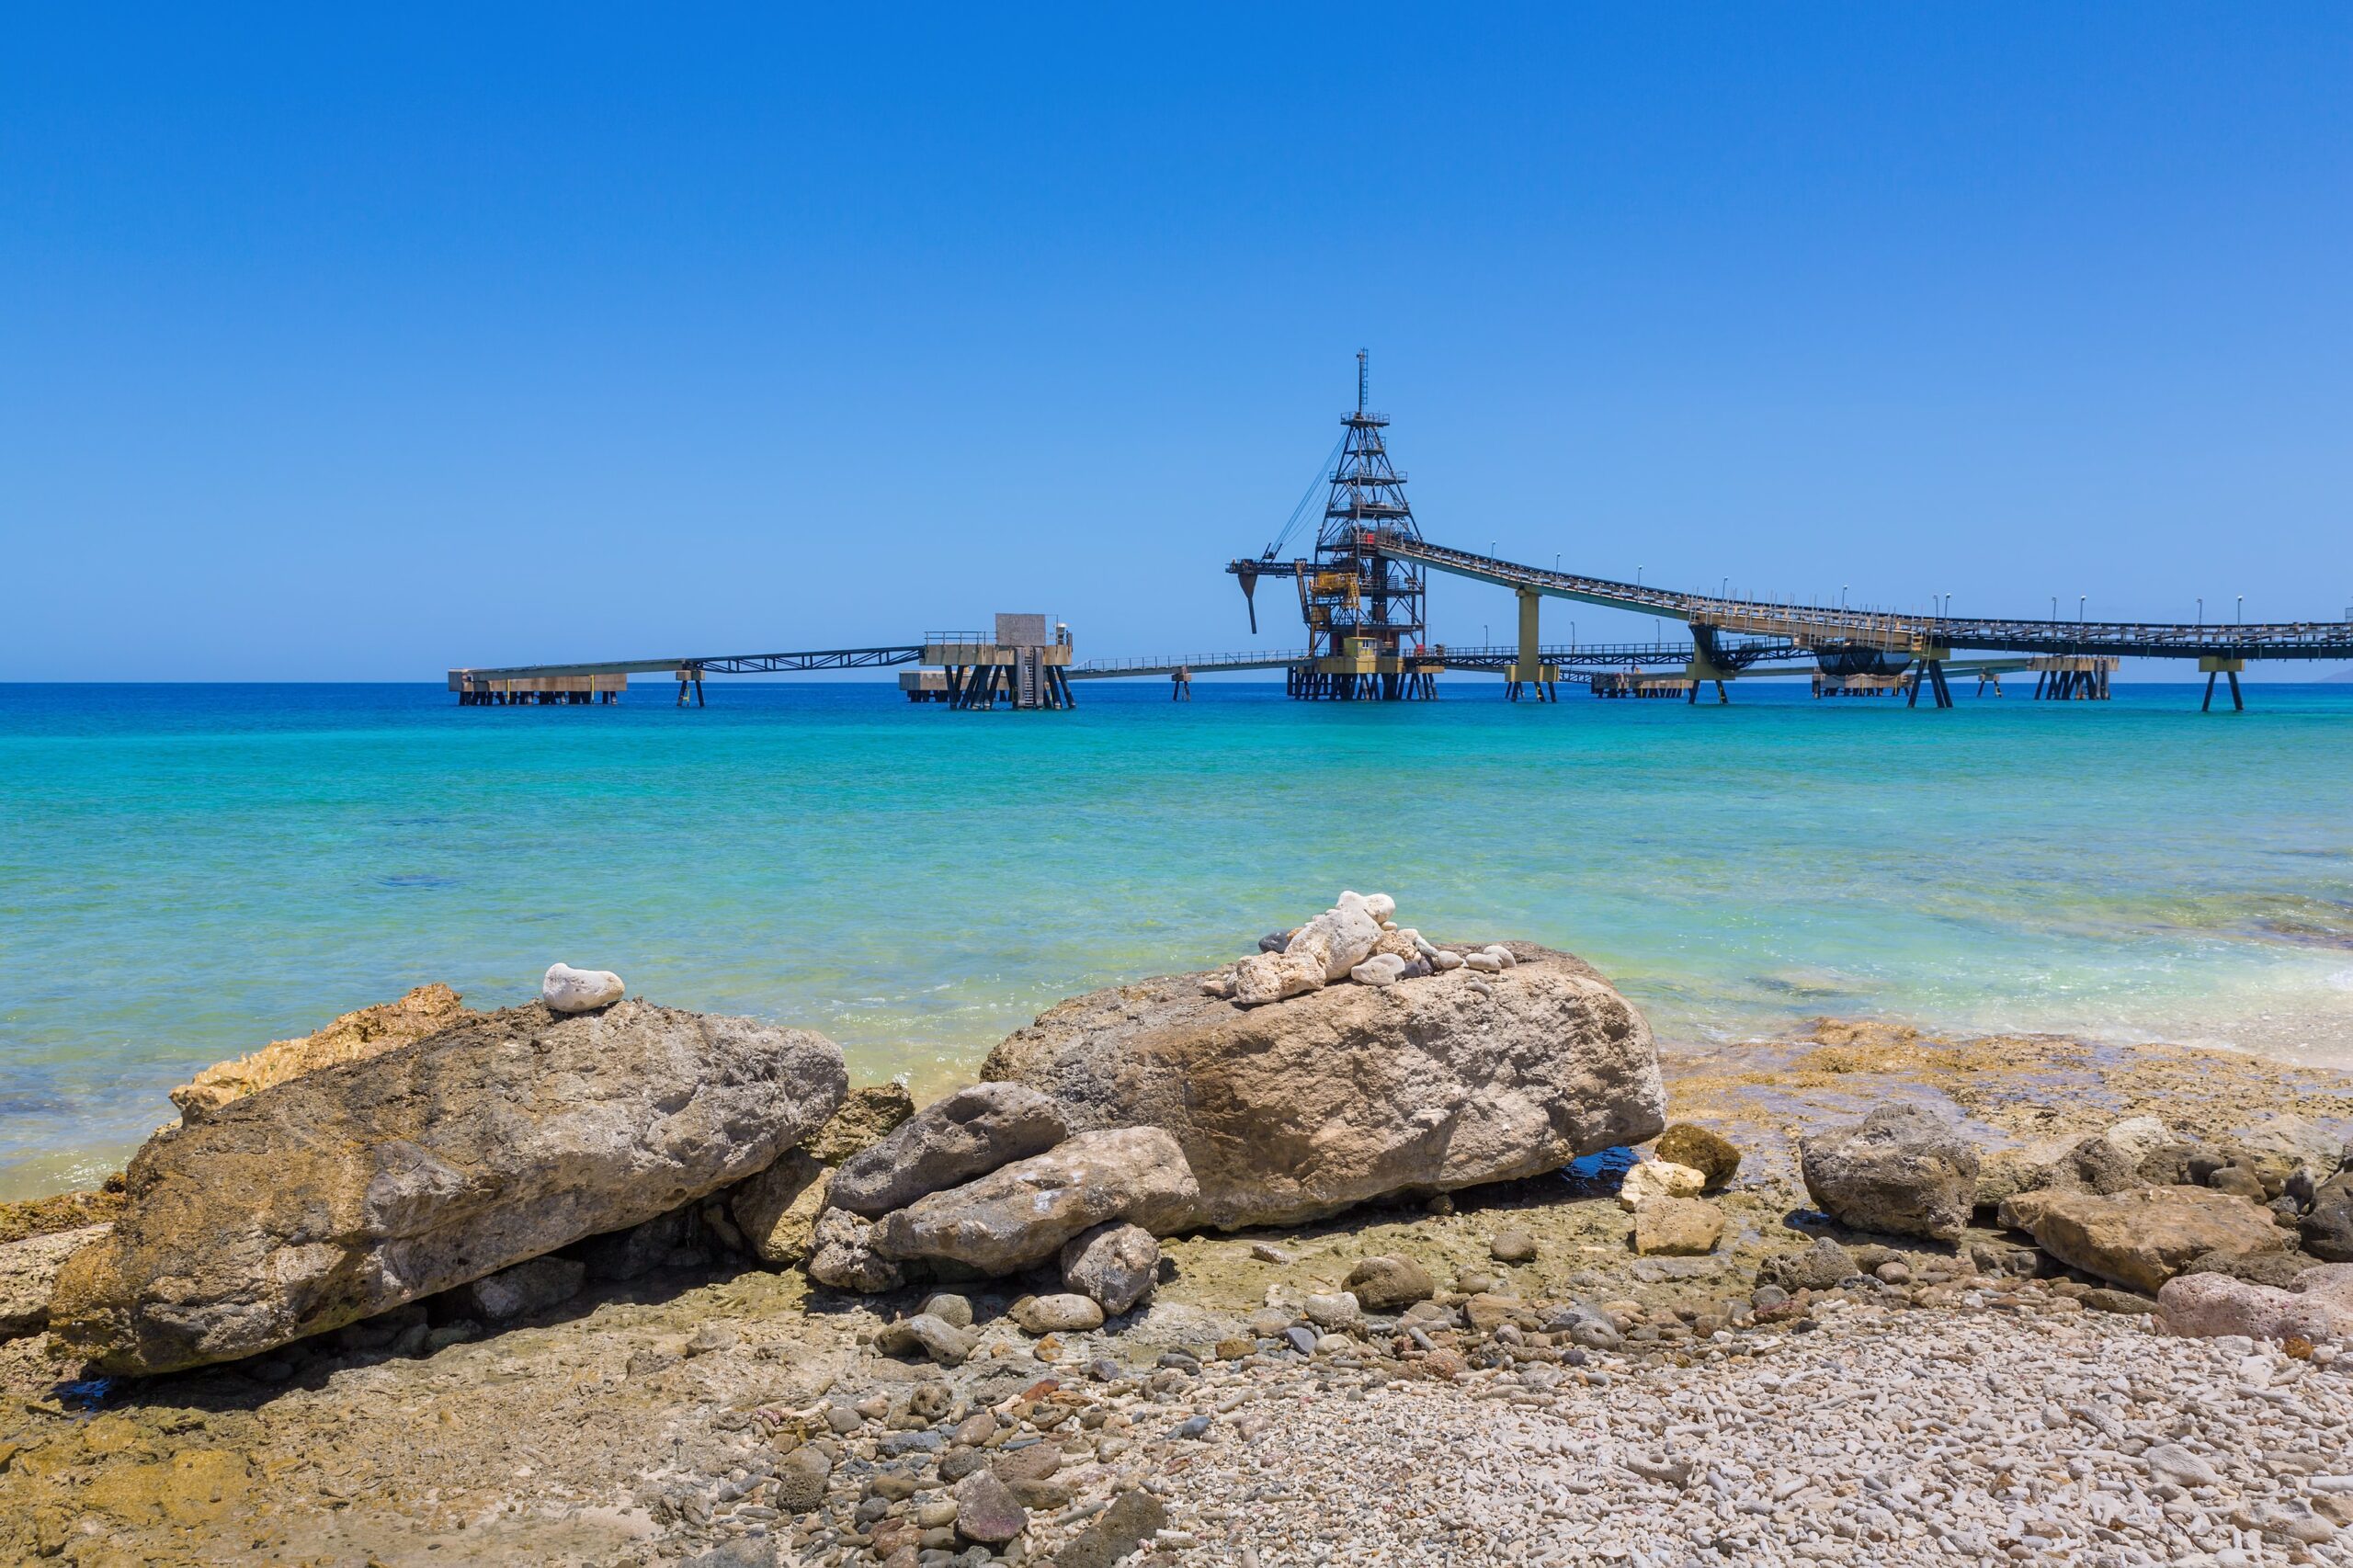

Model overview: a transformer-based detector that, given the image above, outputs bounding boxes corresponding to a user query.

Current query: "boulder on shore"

[829,1083,1069,1219]
[1654,1123,1741,1189]
[2000,1185,2291,1295]
[872,1127,1200,1275]
[801,1083,917,1165]
[1799,1104,1979,1243]
[980,943,1665,1230]
[2158,1267,2353,1345]
[729,1153,832,1267]
[541,963,626,1014]
[49,1001,847,1375]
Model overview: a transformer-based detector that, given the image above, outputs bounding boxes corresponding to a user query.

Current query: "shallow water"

[3,678,2349,1197]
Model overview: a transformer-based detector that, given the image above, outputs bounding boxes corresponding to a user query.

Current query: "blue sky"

[3,6,2348,679]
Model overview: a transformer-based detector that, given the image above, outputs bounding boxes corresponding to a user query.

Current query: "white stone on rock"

[1619,1158,1707,1211]
[1482,946,1518,970]
[1463,952,1502,974]
[542,963,625,1014]
[1350,954,1408,987]
[1431,949,1464,971]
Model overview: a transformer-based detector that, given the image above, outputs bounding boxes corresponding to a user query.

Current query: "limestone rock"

[1655,1124,1740,1188]
[1618,1158,1705,1211]
[1,1223,108,1340]
[2183,1248,2311,1290]
[874,1312,976,1366]
[871,1128,1200,1275]
[982,943,1665,1229]
[454,1256,584,1322]
[1343,1255,1436,1312]
[1010,1292,1105,1335]
[1350,954,1407,987]
[1633,1198,1724,1256]
[1756,1237,1859,1293]
[170,984,472,1123]
[829,1082,1069,1219]
[2158,1270,2353,1345]
[541,963,625,1014]
[1303,1290,1361,1329]
[2100,1116,2177,1165]
[800,1083,916,1165]
[1059,1221,1159,1316]
[50,1001,847,1375]
[730,1153,831,1267]
[1800,1104,1978,1243]
[2000,1185,2291,1294]
[805,1207,905,1293]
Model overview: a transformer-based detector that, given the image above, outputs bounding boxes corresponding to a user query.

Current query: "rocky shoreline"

[3,904,2352,1565]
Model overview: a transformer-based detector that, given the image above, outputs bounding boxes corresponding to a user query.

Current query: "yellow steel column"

[1513,587,1540,683]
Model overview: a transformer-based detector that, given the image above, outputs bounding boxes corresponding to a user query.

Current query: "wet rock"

[982,943,1665,1229]
[1654,1123,1740,1189]
[1632,1198,1723,1256]
[801,1082,917,1165]
[1060,1221,1159,1315]
[1010,1292,1105,1335]
[2002,1185,2292,1294]
[830,1082,1070,1219]
[730,1152,831,1267]
[452,1256,584,1322]
[806,1206,907,1293]
[1,1222,108,1341]
[50,1000,846,1374]
[1343,1255,1436,1312]
[541,962,626,1014]
[872,1127,1199,1274]
[1800,1104,1978,1243]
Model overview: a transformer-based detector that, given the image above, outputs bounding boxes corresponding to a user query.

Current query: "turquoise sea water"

[4,679,2351,1199]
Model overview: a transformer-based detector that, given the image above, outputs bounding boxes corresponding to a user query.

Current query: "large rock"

[829,1083,1069,1219]
[730,1153,831,1267]
[981,943,1665,1229]
[49,1001,847,1374]
[872,1128,1200,1275]
[2000,1185,2291,1294]
[1799,1105,1978,1243]
[170,984,472,1123]
[1,1224,109,1341]
[1343,1255,1436,1312]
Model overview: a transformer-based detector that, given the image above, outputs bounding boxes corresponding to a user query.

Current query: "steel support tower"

[1231,352,1439,699]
